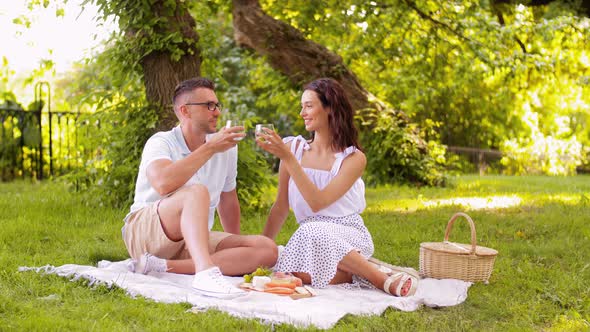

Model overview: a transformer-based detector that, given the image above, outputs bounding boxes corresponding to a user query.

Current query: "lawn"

[1,175,589,331]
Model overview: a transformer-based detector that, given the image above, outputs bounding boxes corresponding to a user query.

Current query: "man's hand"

[206,126,246,153]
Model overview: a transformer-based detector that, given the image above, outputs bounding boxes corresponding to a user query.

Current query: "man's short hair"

[173,78,215,105]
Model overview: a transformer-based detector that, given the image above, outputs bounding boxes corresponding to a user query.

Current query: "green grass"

[1,175,589,331]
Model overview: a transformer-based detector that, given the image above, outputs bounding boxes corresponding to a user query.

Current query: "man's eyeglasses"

[185,102,223,112]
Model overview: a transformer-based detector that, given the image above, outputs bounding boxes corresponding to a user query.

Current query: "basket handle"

[443,212,477,255]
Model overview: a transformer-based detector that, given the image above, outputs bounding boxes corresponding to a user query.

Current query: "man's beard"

[201,119,217,134]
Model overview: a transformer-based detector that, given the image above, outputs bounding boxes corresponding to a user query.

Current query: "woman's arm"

[263,157,291,240]
[258,131,366,212]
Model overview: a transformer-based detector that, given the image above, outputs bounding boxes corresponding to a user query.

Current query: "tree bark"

[136,1,202,132]
[231,0,387,114]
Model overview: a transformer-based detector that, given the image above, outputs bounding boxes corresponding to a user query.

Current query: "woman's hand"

[256,128,292,160]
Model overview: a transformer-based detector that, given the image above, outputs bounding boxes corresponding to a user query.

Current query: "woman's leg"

[336,250,414,296]
[330,269,353,284]
[291,272,311,284]
[292,269,352,285]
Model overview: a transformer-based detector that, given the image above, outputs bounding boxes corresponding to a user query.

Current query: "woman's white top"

[283,136,366,222]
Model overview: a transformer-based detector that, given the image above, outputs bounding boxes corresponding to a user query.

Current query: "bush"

[68,103,275,212]
[500,135,582,175]
[357,108,446,187]
[444,153,478,175]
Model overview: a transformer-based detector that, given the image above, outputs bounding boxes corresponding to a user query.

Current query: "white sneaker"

[130,253,167,274]
[192,266,246,299]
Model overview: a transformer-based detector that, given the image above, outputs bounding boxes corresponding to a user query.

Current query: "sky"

[0,0,116,74]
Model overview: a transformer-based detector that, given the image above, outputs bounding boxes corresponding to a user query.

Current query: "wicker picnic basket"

[419,212,498,283]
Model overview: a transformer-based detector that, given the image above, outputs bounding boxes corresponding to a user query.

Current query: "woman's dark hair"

[304,78,361,151]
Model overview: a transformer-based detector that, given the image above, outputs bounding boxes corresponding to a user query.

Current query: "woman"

[257,78,417,297]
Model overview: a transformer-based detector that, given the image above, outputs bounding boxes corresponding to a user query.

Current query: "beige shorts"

[123,201,232,260]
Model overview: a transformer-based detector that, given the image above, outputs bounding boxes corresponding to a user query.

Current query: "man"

[122,77,278,298]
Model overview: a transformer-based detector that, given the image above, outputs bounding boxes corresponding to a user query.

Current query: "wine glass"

[255,124,275,143]
[226,119,246,141]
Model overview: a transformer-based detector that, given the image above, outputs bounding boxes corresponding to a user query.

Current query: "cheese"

[252,276,271,289]
[294,286,309,295]
[303,285,317,296]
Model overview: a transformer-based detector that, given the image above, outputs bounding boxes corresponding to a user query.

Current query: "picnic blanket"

[19,260,471,329]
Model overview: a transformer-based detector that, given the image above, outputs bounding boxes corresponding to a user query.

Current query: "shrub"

[357,108,446,187]
[500,135,582,175]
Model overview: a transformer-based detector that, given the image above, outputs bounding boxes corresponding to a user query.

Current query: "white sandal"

[383,272,418,297]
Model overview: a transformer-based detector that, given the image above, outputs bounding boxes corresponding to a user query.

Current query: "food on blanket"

[264,286,295,295]
[240,276,314,298]
[270,271,294,284]
[289,286,314,300]
[265,272,303,289]
[294,286,309,295]
[271,271,291,280]
[243,266,272,283]
[252,276,271,289]
[266,281,297,289]
[242,270,312,297]
[303,285,317,296]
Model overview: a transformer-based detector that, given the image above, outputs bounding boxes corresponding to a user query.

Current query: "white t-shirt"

[125,125,237,230]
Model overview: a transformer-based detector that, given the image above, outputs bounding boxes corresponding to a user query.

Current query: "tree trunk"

[231,0,387,114]
[136,1,202,132]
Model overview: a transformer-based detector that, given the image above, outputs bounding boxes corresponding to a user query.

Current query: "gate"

[0,82,99,181]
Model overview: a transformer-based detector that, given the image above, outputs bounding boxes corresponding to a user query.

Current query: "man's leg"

[154,185,245,297]
[211,235,278,276]
[133,185,277,276]
[164,259,194,274]
[150,234,278,275]
[157,185,214,273]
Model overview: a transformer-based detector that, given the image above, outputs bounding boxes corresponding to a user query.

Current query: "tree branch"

[492,2,527,53]
[231,0,386,113]
[402,0,473,44]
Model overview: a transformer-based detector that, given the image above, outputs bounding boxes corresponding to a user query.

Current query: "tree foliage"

[231,0,446,186]
[259,0,589,147]
[257,0,589,173]
[56,0,277,209]
[5,0,590,210]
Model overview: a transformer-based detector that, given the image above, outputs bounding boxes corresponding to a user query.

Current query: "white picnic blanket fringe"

[19,260,471,329]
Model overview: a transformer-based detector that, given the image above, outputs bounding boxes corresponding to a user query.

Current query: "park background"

[1,0,589,330]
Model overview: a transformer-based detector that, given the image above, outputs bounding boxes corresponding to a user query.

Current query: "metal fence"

[446,146,503,175]
[0,82,100,181]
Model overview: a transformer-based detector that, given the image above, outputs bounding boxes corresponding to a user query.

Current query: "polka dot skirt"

[273,214,375,289]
